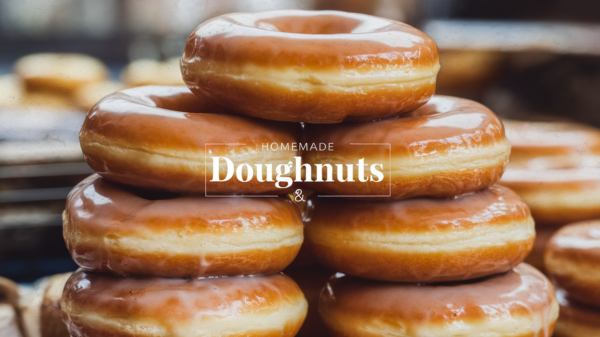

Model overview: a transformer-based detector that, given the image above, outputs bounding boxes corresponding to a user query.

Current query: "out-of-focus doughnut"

[319,264,558,337]
[500,162,600,226]
[0,277,22,337]
[182,10,439,123]
[554,289,600,337]
[121,58,185,87]
[305,185,534,282]
[503,120,600,165]
[14,53,108,94]
[18,273,71,337]
[61,269,308,337]
[64,174,303,278]
[304,95,510,199]
[545,220,600,308]
[80,86,301,194]
[73,81,124,111]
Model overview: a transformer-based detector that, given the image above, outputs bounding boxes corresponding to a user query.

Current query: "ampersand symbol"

[294,189,305,202]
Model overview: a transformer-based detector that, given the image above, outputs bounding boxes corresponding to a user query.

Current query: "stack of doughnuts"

[545,221,600,336]
[57,9,560,336]
[499,120,600,271]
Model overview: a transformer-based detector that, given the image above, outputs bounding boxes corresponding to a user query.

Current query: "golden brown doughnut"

[305,185,534,283]
[121,58,185,87]
[500,163,600,226]
[304,95,510,199]
[64,174,303,278]
[554,289,600,337]
[319,264,558,337]
[14,53,108,95]
[73,81,124,111]
[80,85,301,194]
[545,220,600,309]
[181,10,439,123]
[61,270,308,337]
[503,120,600,165]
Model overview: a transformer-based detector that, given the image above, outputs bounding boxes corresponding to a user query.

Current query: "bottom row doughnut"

[61,264,558,337]
[61,270,308,337]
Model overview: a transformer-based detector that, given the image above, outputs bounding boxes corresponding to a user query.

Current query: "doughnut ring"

[304,95,510,199]
[319,264,558,337]
[14,53,108,95]
[304,185,534,283]
[545,220,600,308]
[554,290,600,337]
[61,269,308,337]
[80,86,301,194]
[503,120,600,165]
[64,174,303,277]
[500,163,600,226]
[181,10,439,123]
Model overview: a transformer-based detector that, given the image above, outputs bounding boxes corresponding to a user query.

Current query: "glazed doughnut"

[19,273,71,337]
[500,162,600,226]
[319,264,558,337]
[305,185,534,283]
[80,85,301,194]
[121,58,185,87]
[14,53,108,95]
[74,81,124,111]
[554,290,600,337]
[64,174,303,278]
[503,120,600,165]
[304,95,510,199]
[61,270,308,337]
[181,10,439,123]
[545,220,600,308]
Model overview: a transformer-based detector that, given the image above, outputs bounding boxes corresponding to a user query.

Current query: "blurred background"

[1,0,600,283]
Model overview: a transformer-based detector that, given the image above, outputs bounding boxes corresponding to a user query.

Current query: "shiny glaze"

[547,221,600,261]
[64,174,303,277]
[503,120,600,162]
[182,10,437,71]
[305,185,529,233]
[181,10,439,123]
[80,86,301,194]
[304,95,509,199]
[62,269,306,334]
[66,174,301,236]
[81,85,299,157]
[305,95,505,158]
[320,264,557,333]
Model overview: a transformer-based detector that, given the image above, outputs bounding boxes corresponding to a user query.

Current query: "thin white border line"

[204,143,277,198]
[317,143,391,198]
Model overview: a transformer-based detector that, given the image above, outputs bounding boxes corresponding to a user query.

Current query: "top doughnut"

[181,10,439,123]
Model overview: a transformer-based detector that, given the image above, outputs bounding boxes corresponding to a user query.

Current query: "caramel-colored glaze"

[545,221,600,308]
[64,174,303,277]
[304,95,510,199]
[320,264,558,337]
[500,166,600,226]
[305,185,535,282]
[181,10,439,123]
[554,290,600,337]
[62,270,307,337]
[80,86,301,194]
[503,120,600,164]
